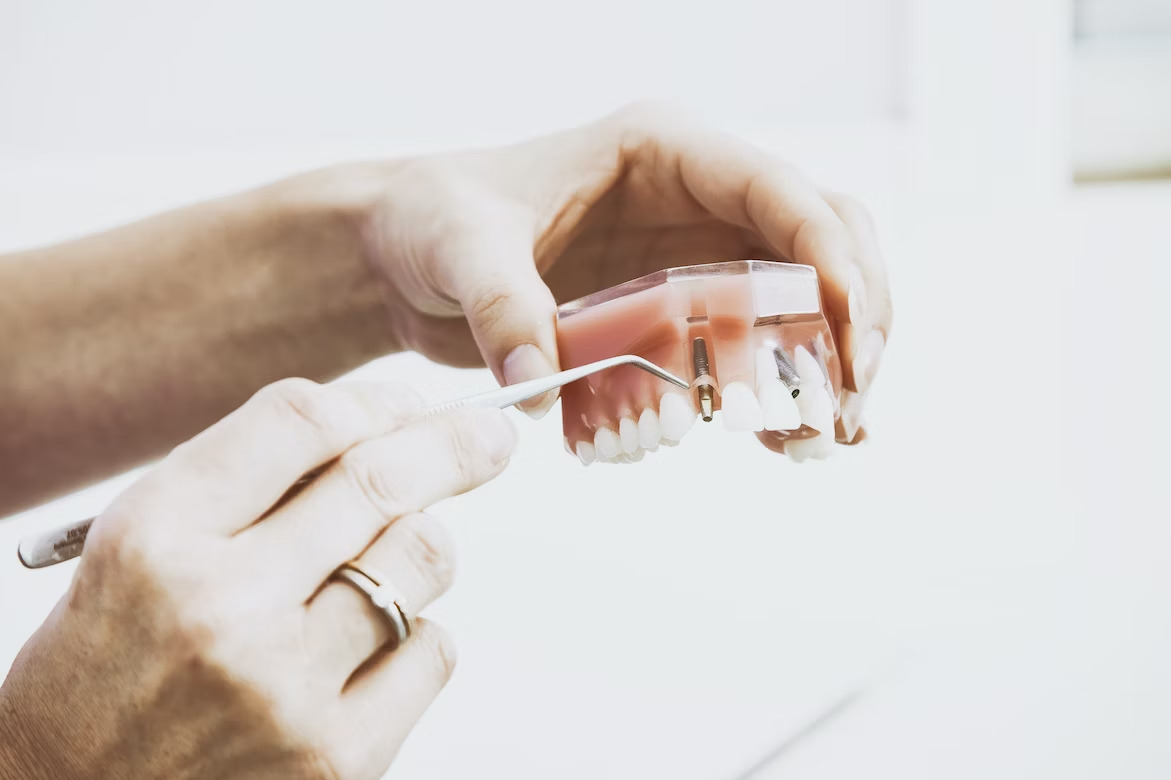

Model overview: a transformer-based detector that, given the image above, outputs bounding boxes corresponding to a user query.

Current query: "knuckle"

[611,98,690,136]
[261,378,334,432]
[416,622,458,682]
[341,448,406,522]
[825,191,877,232]
[399,515,457,594]
[441,416,489,479]
[465,281,513,332]
[168,601,223,654]
[376,381,424,416]
[83,504,164,580]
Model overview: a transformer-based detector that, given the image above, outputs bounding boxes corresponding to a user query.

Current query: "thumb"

[453,245,561,419]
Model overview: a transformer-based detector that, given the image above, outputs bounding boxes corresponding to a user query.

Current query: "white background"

[2,1,1169,778]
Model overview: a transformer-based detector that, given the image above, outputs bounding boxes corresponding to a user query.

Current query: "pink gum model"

[555,260,846,464]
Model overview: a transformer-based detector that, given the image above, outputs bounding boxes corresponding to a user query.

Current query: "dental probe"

[17,355,687,570]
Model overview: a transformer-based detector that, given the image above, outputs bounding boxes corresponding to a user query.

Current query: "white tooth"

[755,346,803,430]
[659,393,696,441]
[576,441,596,465]
[793,345,826,393]
[759,382,802,431]
[660,437,679,448]
[786,434,833,462]
[785,437,813,462]
[720,381,764,431]
[628,448,645,462]
[638,409,660,450]
[614,453,632,464]
[618,417,640,454]
[563,436,572,454]
[594,426,621,460]
[796,386,835,436]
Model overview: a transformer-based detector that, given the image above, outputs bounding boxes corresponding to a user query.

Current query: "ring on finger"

[331,561,414,648]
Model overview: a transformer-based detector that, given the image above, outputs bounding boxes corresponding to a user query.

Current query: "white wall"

[0,0,905,155]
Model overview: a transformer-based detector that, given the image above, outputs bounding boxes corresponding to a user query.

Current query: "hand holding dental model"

[0,102,892,778]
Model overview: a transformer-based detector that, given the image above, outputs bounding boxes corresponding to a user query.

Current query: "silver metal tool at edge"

[17,355,687,570]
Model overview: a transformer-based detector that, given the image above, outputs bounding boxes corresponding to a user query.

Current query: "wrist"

[0,685,59,780]
[245,165,402,362]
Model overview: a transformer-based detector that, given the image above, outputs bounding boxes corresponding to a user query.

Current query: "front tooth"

[618,417,640,454]
[759,382,802,431]
[594,426,621,460]
[756,347,803,431]
[786,433,833,462]
[793,345,826,391]
[659,393,697,441]
[796,386,835,436]
[720,382,764,431]
[576,440,596,465]
[638,409,661,450]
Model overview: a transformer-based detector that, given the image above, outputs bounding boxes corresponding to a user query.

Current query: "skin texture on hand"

[0,379,516,780]
[0,181,396,516]
[354,101,892,427]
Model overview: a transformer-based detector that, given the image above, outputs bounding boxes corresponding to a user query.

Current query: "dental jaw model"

[556,260,845,464]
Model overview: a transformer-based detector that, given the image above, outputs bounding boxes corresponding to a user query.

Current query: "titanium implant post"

[772,345,801,398]
[692,337,715,422]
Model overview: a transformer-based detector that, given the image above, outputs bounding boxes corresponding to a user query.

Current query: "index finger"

[614,104,857,326]
[117,378,423,536]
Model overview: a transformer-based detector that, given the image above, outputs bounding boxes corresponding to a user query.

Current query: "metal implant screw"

[692,337,715,422]
[772,345,802,398]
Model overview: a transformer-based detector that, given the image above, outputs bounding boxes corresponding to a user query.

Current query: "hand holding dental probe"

[16,356,687,570]
[1,378,520,780]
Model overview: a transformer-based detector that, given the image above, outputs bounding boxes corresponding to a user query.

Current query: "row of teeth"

[571,345,837,465]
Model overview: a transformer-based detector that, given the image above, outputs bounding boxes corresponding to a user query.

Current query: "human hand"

[0,379,516,780]
[351,101,891,443]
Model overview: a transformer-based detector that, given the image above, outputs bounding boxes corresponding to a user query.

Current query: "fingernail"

[502,344,558,419]
[852,329,886,394]
[472,408,518,463]
[847,266,867,325]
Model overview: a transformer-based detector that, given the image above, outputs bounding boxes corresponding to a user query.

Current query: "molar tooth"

[576,440,596,465]
[638,409,661,451]
[618,416,640,455]
[720,381,764,431]
[659,393,696,442]
[593,426,621,460]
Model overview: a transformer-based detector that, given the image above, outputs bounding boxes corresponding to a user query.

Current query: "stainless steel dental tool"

[17,355,688,570]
